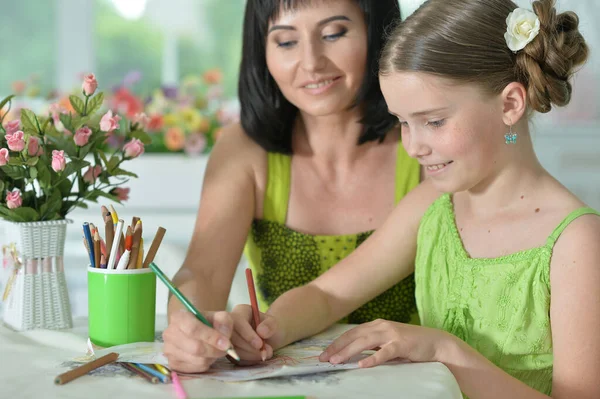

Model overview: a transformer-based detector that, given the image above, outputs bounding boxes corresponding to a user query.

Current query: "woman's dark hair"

[380,0,588,115]
[238,0,401,154]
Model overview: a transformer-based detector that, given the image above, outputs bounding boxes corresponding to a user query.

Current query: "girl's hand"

[320,319,454,368]
[229,304,279,363]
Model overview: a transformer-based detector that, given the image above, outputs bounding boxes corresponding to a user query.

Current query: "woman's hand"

[163,310,234,373]
[320,319,454,368]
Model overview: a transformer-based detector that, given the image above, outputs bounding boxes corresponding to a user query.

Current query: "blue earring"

[504,125,517,144]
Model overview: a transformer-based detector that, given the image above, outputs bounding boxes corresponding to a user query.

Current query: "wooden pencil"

[246,268,267,361]
[121,362,158,384]
[142,227,166,268]
[104,212,114,259]
[54,352,118,385]
[93,231,101,271]
[127,220,143,269]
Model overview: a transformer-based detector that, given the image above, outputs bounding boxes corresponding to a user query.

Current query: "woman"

[163,0,421,373]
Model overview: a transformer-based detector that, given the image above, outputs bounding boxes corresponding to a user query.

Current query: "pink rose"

[100,110,121,133]
[51,150,66,172]
[3,120,20,135]
[123,138,145,159]
[82,73,98,96]
[74,126,92,146]
[133,112,150,129]
[27,136,43,157]
[0,148,9,166]
[6,130,25,152]
[83,165,102,183]
[112,187,130,202]
[6,189,22,209]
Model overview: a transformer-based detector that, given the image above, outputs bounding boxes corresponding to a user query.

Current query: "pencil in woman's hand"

[149,261,240,361]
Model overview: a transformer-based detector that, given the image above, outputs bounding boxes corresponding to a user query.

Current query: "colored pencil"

[134,363,168,383]
[104,212,114,258]
[142,227,166,268]
[127,220,142,269]
[246,268,267,361]
[54,352,118,385]
[171,371,187,399]
[121,362,158,384]
[106,219,124,270]
[154,363,170,376]
[82,223,95,267]
[149,261,240,361]
[93,231,101,270]
[115,250,130,270]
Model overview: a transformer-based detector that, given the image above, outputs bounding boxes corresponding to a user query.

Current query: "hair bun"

[516,0,589,113]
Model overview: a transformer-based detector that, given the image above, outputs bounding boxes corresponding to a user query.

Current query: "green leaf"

[98,150,109,165]
[62,159,89,177]
[130,130,152,145]
[69,95,85,115]
[40,189,62,219]
[57,179,72,198]
[88,189,119,203]
[71,115,90,131]
[0,206,26,222]
[0,181,4,193]
[59,113,74,132]
[7,157,24,166]
[0,95,15,113]
[12,207,40,222]
[25,156,39,167]
[106,155,120,173]
[62,139,79,159]
[111,168,138,178]
[37,162,52,189]
[87,92,104,115]
[1,165,27,179]
[29,167,38,179]
[21,109,39,132]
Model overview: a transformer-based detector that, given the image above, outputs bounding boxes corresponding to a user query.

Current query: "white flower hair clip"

[504,8,541,52]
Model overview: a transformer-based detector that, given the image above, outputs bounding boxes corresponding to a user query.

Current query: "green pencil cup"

[88,266,156,348]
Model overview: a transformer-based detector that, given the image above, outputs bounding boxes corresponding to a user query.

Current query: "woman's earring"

[504,125,517,144]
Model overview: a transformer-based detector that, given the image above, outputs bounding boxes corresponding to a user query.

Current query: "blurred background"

[0,0,598,316]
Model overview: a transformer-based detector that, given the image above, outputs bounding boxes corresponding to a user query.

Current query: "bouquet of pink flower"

[0,74,150,222]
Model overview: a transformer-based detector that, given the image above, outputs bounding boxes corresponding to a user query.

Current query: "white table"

[0,318,462,399]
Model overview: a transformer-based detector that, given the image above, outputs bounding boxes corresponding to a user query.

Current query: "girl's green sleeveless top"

[244,143,420,324]
[415,193,600,395]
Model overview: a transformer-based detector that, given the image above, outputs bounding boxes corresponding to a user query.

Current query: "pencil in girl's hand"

[149,261,241,361]
[246,268,267,361]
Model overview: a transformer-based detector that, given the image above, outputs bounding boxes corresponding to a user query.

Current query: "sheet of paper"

[77,324,392,382]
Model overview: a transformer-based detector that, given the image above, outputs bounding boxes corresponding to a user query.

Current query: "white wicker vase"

[2,220,73,330]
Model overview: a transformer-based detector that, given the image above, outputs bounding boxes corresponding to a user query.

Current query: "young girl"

[225,0,600,397]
